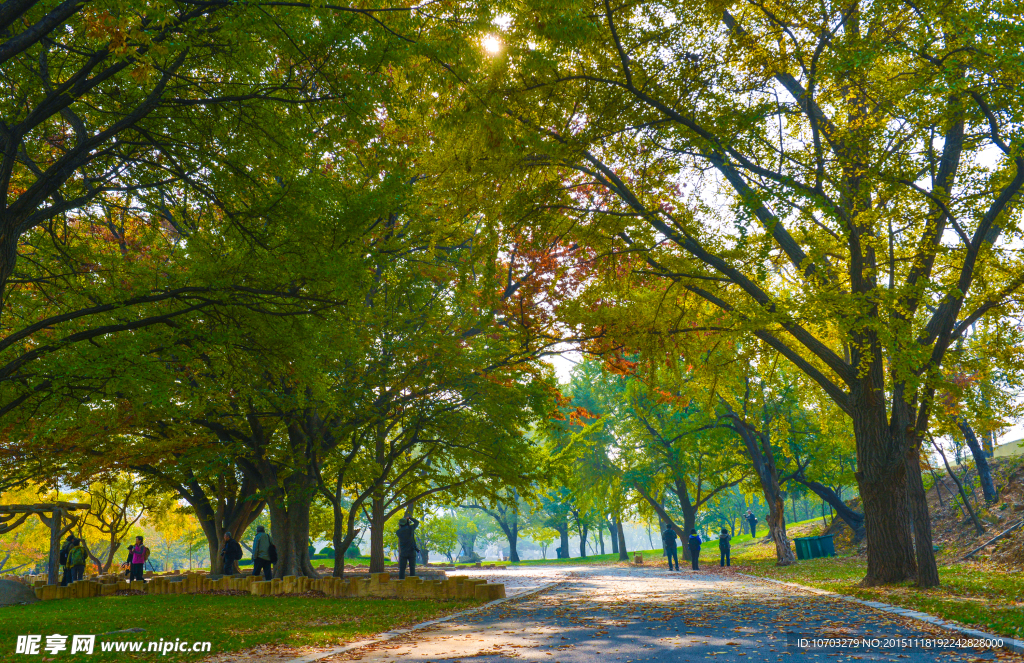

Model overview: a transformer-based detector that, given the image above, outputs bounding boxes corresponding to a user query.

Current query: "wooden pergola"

[0,502,90,585]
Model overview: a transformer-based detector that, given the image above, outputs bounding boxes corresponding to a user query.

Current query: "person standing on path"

[687,529,702,570]
[251,525,273,581]
[746,511,758,538]
[396,516,420,579]
[661,526,680,571]
[718,528,731,567]
[221,532,242,576]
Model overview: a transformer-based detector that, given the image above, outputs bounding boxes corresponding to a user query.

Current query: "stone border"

[32,571,505,602]
[735,572,1024,655]
[281,581,562,663]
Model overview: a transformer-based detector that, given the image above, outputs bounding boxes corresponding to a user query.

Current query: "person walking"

[59,535,78,586]
[251,526,274,581]
[126,536,149,583]
[662,526,680,571]
[221,532,242,576]
[746,511,758,538]
[687,529,702,571]
[396,516,420,579]
[718,528,732,567]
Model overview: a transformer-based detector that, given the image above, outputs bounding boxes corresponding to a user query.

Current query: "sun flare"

[482,34,502,54]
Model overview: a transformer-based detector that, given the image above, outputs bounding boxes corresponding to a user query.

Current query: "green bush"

[319,547,335,559]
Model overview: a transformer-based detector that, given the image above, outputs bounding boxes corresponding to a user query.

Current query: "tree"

[469,0,1024,587]
[0,0,401,430]
[416,512,459,564]
[75,473,175,573]
[934,320,1024,503]
[550,359,749,561]
[465,488,527,562]
[134,456,265,576]
[615,373,749,561]
[0,485,53,573]
[521,521,557,560]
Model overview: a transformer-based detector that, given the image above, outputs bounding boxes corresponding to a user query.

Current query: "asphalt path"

[322,566,1019,663]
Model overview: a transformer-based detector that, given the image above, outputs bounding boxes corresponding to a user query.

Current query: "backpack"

[268,543,278,564]
[68,545,86,567]
[142,546,151,561]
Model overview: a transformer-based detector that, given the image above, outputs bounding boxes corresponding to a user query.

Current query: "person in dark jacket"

[221,532,242,576]
[746,511,758,538]
[396,516,420,579]
[60,535,78,586]
[719,528,732,567]
[687,529,702,570]
[662,526,679,571]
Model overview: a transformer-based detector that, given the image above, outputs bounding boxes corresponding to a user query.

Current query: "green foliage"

[417,513,459,562]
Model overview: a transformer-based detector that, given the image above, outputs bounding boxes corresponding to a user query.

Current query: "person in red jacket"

[126,536,149,582]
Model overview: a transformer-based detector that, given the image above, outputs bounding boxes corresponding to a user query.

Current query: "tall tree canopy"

[458,0,1024,586]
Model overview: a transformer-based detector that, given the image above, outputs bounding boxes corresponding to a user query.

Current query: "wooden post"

[47,508,61,585]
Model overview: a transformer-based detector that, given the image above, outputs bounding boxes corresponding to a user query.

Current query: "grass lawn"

[727,540,1024,641]
[0,594,479,662]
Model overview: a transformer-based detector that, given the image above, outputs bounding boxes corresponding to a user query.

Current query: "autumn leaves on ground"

[3,565,1020,663]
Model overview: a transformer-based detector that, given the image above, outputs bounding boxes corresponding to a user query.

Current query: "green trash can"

[794,535,836,560]
[817,534,836,557]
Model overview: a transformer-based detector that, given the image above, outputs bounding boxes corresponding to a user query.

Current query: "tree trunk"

[554,522,569,558]
[634,482,691,560]
[47,508,60,585]
[724,408,795,566]
[852,397,917,585]
[904,440,940,587]
[929,466,945,506]
[794,477,866,542]
[146,469,264,576]
[265,476,318,579]
[578,523,589,558]
[958,420,997,502]
[325,464,362,579]
[598,524,605,555]
[417,533,429,565]
[615,516,628,561]
[369,496,387,573]
[507,522,520,563]
[332,518,360,578]
[607,519,618,554]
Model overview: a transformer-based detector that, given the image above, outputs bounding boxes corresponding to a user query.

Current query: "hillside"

[817,454,1024,568]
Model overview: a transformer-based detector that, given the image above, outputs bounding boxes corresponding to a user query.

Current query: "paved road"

[323,567,1018,663]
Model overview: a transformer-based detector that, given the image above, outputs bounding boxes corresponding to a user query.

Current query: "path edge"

[735,572,1024,655]
[282,581,562,663]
